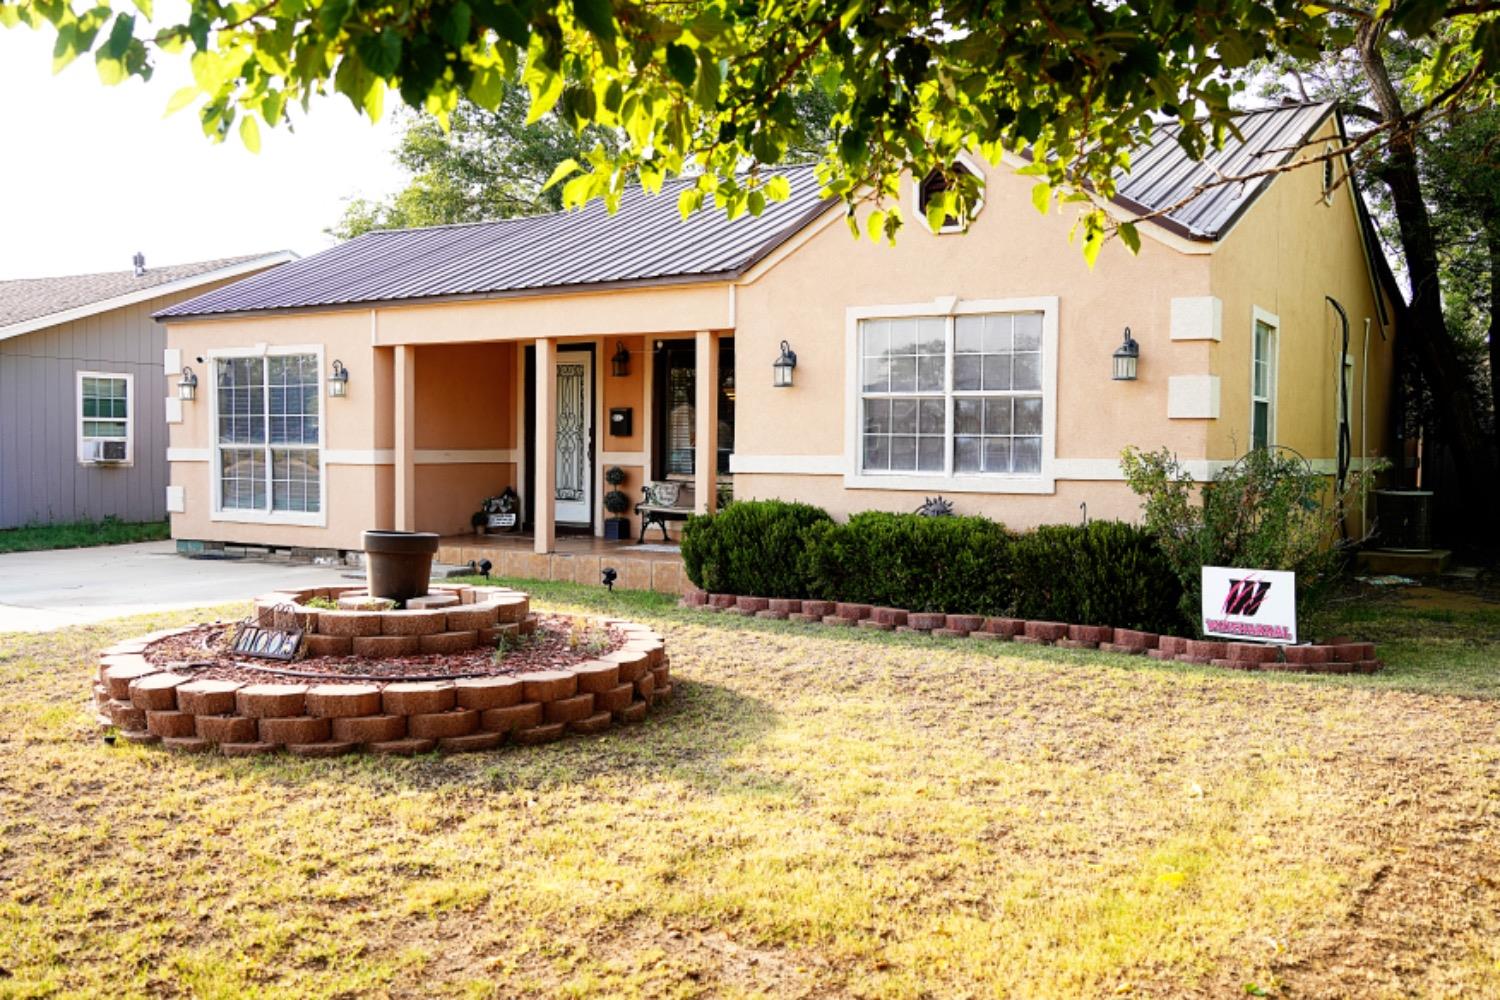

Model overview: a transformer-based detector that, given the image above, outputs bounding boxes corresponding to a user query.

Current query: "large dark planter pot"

[363,530,440,604]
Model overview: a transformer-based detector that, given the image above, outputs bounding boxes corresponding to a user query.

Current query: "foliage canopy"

[8,0,1495,262]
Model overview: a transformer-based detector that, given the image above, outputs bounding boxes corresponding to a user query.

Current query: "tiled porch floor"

[437,532,686,595]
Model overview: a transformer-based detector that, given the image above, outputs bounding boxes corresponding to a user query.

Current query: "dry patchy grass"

[1,591,1498,999]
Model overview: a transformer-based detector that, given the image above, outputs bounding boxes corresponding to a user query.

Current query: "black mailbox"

[609,407,633,437]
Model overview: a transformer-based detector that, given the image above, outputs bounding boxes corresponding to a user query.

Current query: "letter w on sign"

[1223,578,1272,616]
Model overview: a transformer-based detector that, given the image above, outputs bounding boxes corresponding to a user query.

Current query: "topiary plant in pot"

[603,467,630,540]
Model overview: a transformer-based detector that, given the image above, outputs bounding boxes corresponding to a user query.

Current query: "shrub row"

[681,501,1187,633]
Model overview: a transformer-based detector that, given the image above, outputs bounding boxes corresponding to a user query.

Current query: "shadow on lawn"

[168,677,791,799]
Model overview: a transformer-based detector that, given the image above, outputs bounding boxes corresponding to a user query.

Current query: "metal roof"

[158,103,1338,320]
[1,253,293,336]
[1111,101,1336,241]
[157,164,833,319]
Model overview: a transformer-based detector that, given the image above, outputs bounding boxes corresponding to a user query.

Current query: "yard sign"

[1200,567,1297,645]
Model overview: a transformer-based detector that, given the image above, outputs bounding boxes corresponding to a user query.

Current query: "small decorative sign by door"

[486,512,517,529]
[1201,566,1297,644]
[232,624,304,660]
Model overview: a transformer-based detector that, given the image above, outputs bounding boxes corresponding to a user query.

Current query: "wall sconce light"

[611,340,631,377]
[178,365,198,401]
[1112,328,1139,381]
[328,359,350,397]
[773,339,797,388]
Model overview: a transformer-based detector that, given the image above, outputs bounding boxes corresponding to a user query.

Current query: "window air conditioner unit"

[91,439,128,463]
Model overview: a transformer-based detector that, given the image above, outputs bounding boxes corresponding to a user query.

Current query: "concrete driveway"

[0,541,358,633]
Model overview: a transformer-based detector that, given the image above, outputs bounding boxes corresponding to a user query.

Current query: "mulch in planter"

[141,615,628,684]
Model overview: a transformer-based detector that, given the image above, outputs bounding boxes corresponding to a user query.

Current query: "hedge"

[802,512,1015,614]
[681,500,1189,631]
[680,499,832,598]
[1009,521,1185,633]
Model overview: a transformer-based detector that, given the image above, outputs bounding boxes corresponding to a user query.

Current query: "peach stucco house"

[155,102,1400,584]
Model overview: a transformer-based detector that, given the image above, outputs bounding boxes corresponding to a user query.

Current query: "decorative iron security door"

[555,361,588,506]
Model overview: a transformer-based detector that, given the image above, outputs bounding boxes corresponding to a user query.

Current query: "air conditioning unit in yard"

[90,439,128,463]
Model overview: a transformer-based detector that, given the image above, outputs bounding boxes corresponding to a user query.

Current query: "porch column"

[694,329,718,514]
[534,337,556,553]
[393,345,416,531]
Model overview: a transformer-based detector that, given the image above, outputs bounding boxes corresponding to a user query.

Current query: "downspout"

[1326,295,1352,539]
[1361,317,1371,537]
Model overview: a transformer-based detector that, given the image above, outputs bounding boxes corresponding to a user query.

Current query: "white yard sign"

[1200,566,1298,645]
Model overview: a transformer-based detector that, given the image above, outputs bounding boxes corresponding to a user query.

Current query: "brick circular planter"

[93,595,672,756]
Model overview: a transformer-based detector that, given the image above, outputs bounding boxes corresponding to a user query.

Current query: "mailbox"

[609,407,633,437]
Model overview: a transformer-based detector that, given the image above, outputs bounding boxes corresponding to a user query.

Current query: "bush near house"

[802,511,1016,614]
[684,502,1187,629]
[1010,521,1184,633]
[680,499,832,598]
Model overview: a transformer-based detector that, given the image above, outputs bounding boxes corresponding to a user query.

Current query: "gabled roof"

[0,252,296,341]
[158,102,1345,320]
[157,164,834,320]
[1110,101,1337,241]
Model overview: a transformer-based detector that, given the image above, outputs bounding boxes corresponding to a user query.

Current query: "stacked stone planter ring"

[681,588,1381,675]
[92,582,672,756]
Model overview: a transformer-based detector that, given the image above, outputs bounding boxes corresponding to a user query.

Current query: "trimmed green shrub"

[802,512,1015,614]
[680,499,832,597]
[1009,520,1186,633]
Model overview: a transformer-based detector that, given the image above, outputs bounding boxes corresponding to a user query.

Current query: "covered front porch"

[382,324,733,575]
[435,530,687,594]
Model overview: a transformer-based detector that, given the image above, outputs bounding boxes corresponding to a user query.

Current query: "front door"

[553,350,593,525]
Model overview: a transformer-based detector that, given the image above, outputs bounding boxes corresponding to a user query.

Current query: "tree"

[331,83,834,239]
[1257,17,1499,548]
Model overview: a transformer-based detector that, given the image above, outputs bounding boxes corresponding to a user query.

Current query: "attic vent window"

[917,162,979,233]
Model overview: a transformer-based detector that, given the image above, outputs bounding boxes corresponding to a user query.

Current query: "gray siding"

[0,274,254,529]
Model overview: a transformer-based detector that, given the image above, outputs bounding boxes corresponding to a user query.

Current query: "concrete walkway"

[0,541,357,633]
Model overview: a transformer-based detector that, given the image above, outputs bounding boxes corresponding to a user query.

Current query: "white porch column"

[393,345,416,531]
[694,330,718,514]
[534,338,557,553]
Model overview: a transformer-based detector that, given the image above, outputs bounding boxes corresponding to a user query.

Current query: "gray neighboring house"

[0,252,295,529]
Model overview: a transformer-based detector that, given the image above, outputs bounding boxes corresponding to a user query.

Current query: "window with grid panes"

[215,354,321,513]
[859,312,1045,476]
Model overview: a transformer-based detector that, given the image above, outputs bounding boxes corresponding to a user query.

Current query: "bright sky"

[0,24,406,279]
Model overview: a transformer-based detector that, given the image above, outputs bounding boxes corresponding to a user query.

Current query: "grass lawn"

[1,579,1498,998]
[0,518,169,554]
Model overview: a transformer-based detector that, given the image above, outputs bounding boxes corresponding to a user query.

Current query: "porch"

[436,531,687,595]
[384,326,733,567]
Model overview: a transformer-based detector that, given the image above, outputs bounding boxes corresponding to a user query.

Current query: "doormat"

[633,544,681,554]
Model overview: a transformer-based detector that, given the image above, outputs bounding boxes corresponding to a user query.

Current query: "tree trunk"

[1358,21,1500,552]
[1488,215,1500,441]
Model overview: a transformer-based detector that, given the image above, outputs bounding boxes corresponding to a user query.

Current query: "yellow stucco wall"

[1208,117,1398,469]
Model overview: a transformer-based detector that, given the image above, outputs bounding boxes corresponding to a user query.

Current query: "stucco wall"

[729,155,1217,524]
[1208,117,1398,469]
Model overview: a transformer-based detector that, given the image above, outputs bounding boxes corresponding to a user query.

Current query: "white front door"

[553,351,593,524]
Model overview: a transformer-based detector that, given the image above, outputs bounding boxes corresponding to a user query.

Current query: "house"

[0,252,295,528]
[153,102,1399,585]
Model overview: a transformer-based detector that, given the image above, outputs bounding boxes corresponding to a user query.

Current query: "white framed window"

[77,371,133,465]
[844,297,1059,493]
[210,346,326,526]
[1251,308,1279,450]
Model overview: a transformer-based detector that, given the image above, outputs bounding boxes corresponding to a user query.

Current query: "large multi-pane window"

[860,312,1045,476]
[1251,318,1276,450]
[215,354,321,515]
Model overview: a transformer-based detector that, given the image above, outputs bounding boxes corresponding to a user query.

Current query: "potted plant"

[603,467,630,540]
[470,510,487,536]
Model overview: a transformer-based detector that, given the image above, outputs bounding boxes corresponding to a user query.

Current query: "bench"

[635,481,696,543]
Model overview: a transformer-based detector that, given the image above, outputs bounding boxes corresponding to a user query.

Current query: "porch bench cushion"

[634,482,696,542]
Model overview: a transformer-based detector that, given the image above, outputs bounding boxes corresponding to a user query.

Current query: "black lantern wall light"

[328,359,350,397]
[1111,328,1139,381]
[773,339,797,387]
[611,340,631,377]
[177,365,198,401]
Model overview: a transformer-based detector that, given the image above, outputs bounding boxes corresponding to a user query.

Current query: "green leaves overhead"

[4,0,1497,254]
